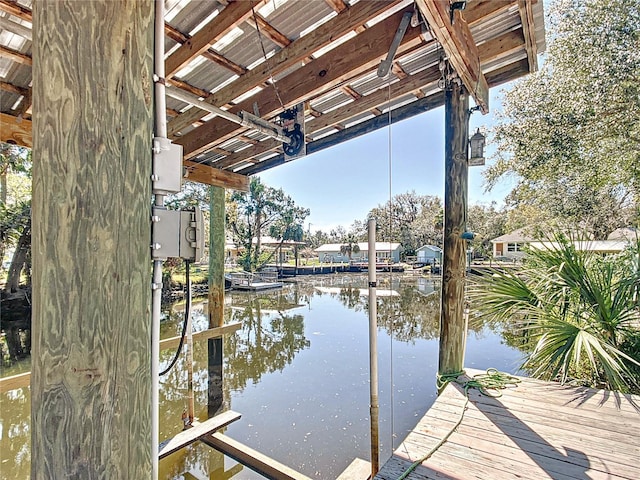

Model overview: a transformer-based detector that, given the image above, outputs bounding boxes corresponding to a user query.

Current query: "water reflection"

[1,274,526,479]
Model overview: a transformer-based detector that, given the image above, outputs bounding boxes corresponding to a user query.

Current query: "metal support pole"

[368,218,380,476]
[151,1,166,475]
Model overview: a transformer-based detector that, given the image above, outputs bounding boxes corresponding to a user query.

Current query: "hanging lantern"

[469,128,485,166]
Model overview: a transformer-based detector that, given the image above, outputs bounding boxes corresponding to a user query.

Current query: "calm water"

[0,274,526,479]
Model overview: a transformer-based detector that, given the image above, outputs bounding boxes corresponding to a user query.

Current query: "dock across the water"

[226,270,283,291]
[374,368,639,480]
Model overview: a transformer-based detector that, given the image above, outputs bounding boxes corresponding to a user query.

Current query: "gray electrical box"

[151,206,204,262]
[152,137,183,195]
[179,207,204,263]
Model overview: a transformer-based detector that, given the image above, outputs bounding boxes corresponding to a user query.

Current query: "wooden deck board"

[158,410,241,459]
[375,370,640,480]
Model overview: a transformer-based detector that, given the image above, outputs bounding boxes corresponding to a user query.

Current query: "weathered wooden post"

[208,185,226,416]
[438,78,469,386]
[31,0,153,476]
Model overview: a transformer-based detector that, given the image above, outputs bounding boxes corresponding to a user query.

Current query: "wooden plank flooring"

[374,369,640,480]
[158,410,241,459]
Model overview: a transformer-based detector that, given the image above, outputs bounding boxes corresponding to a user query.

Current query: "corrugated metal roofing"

[0,0,546,178]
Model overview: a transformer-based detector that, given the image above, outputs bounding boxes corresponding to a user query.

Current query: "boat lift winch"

[165,86,305,157]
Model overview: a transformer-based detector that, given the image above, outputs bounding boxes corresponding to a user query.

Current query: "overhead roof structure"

[0,0,545,189]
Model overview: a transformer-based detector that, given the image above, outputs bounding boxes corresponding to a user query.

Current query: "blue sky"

[259,86,517,232]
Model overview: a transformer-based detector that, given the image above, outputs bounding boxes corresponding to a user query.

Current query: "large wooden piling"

[31,1,153,476]
[439,80,469,382]
[208,185,226,416]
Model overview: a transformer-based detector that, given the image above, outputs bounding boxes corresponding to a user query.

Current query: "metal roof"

[0,0,546,186]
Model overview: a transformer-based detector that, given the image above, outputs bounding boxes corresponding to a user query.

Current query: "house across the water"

[314,242,402,263]
[416,245,443,265]
[491,227,636,261]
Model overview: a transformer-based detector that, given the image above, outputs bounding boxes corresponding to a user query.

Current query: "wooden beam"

[159,411,241,459]
[160,322,241,351]
[177,6,424,158]
[167,77,211,99]
[183,160,249,191]
[416,0,489,113]
[166,1,261,77]
[518,0,538,71]
[479,28,525,67]
[464,0,512,26]
[212,29,523,171]
[15,86,31,117]
[252,13,290,47]
[0,114,246,191]
[167,0,399,136]
[165,22,247,76]
[0,112,31,147]
[0,323,242,394]
[202,432,314,480]
[238,53,530,177]
[337,458,371,480]
[439,81,469,383]
[0,80,28,97]
[324,0,348,13]
[222,44,528,175]
[0,371,30,393]
[0,0,32,22]
[0,44,32,65]
[31,1,153,477]
[238,93,444,176]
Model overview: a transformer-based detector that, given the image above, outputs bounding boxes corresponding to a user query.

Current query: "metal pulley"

[283,124,304,157]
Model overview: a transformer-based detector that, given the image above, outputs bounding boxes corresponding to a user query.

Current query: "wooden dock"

[226,271,283,291]
[374,369,640,480]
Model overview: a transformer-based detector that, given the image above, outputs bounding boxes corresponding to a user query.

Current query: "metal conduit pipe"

[368,218,380,477]
[165,86,291,144]
[152,0,165,477]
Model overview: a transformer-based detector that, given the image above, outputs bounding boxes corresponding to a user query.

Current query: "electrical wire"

[397,369,520,479]
[160,260,191,376]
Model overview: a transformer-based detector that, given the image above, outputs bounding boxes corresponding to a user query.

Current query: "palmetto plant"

[469,234,640,392]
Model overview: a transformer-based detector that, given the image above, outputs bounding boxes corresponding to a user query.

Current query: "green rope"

[396,369,520,480]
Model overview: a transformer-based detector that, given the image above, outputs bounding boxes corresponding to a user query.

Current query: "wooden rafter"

[167,0,399,136]
[0,79,28,96]
[518,0,538,71]
[167,77,211,100]
[416,0,490,113]
[464,0,512,26]
[324,0,347,13]
[207,29,524,172]
[238,55,531,177]
[15,86,31,117]
[0,44,31,65]
[252,13,290,47]
[391,62,409,79]
[0,0,32,22]
[176,6,424,158]
[0,112,31,147]
[166,1,265,78]
[164,22,247,76]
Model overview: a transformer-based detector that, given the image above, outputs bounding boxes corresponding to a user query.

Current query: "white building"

[314,242,402,263]
[416,245,442,265]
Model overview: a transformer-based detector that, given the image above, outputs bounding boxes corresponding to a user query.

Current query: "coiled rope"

[397,368,520,480]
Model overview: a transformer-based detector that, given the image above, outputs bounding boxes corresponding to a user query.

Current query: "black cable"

[160,260,191,376]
